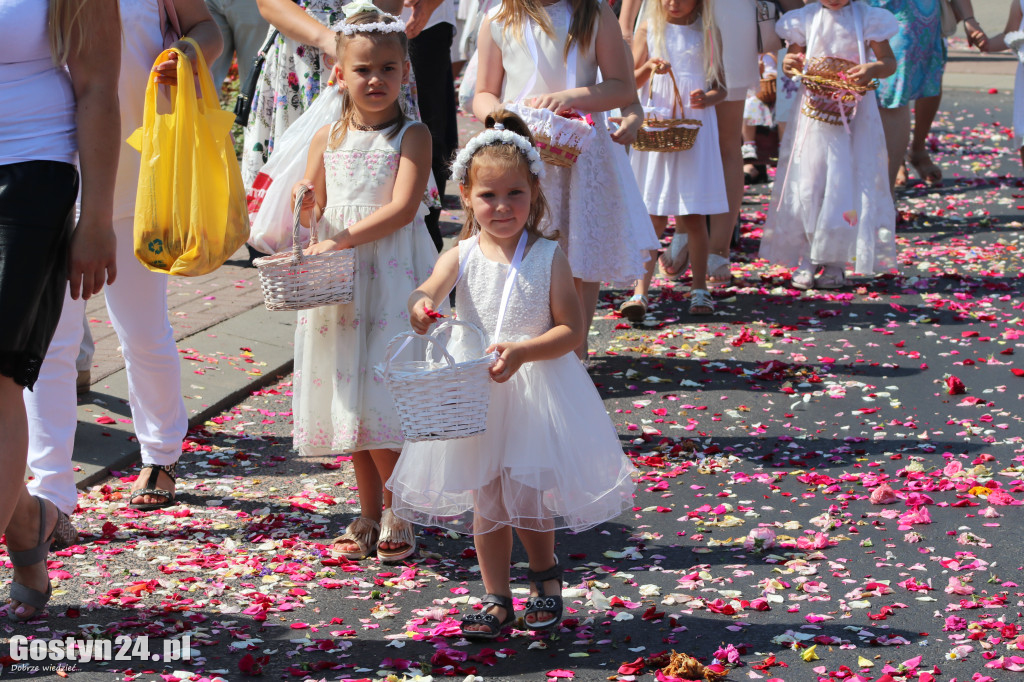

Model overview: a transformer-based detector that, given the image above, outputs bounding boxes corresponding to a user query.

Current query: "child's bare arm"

[782,43,806,78]
[983,1,1023,52]
[307,123,433,253]
[489,246,582,382]
[846,39,896,86]
[294,124,330,230]
[472,16,505,122]
[408,246,460,335]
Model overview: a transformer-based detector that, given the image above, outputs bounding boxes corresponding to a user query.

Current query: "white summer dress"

[759,2,898,274]
[629,19,728,217]
[387,235,637,534]
[292,121,437,455]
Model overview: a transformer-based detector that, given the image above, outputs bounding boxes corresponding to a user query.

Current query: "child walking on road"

[291,5,436,563]
[620,0,728,321]
[388,112,636,639]
[759,0,898,290]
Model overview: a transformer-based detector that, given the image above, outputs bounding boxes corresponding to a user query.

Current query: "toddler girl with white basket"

[387,111,636,640]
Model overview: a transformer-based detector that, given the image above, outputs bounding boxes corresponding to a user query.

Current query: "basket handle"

[291,185,313,264]
[644,64,687,120]
[380,326,464,384]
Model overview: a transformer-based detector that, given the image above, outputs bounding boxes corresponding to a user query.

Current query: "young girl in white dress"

[473,0,658,357]
[620,0,727,322]
[292,7,436,563]
[388,111,636,639]
[759,0,898,290]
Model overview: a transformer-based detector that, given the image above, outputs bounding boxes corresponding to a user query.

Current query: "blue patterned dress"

[864,0,945,107]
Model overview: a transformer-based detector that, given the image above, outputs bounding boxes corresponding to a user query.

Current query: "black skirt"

[0,160,79,389]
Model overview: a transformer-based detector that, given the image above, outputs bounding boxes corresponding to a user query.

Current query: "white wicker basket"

[379,320,497,442]
[253,186,356,311]
[505,102,596,167]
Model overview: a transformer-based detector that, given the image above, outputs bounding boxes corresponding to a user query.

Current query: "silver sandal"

[689,289,716,315]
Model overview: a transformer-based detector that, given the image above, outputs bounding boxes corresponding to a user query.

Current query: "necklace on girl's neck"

[350,113,403,131]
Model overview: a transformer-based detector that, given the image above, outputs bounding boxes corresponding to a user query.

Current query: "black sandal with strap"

[524,560,563,631]
[8,496,55,622]
[128,463,178,511]
[460,593,515,640]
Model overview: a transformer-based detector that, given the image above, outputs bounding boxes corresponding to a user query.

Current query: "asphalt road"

[2,89,1024,682]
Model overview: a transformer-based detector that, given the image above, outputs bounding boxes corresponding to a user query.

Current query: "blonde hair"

[493,0,600,61]
[457,109,553,242]
[48,0,91,65]
[329,10,409,148]
[643,0,723,87]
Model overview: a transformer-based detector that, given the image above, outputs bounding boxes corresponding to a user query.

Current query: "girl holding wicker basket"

[388,111,636,640]
[619,0,728,321]
[289,5,437,563]
[759,0,898,290]
[472,0,659,359]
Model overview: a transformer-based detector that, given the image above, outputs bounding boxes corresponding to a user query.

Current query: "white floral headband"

[332,0,406,35]
[450,124,546,184]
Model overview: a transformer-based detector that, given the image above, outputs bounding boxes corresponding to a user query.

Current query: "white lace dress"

[759,3,898,274]
[387,236,637,534]
[489,2,659,284]
[292,121,437,455]
[629,20,727,217]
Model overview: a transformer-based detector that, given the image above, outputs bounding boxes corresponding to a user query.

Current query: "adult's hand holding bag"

[128,37,249,276]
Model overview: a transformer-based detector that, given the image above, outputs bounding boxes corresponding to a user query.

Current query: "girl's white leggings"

[23,216,187,514]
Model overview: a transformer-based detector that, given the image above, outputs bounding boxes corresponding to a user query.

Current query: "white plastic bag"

[246,85,344,254]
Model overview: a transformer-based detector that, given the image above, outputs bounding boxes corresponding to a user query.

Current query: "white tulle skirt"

[387,352,637,535]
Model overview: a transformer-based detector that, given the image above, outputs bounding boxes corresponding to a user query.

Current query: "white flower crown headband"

[331,0,406,35]
[450,124,546,184]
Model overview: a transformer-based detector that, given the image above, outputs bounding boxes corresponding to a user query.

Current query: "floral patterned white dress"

[292,120,437,455]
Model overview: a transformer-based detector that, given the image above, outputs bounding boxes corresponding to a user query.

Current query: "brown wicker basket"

[799,56,877,126]
[504,102,596,167]
[756,75,776,106]
[633,66,702,153]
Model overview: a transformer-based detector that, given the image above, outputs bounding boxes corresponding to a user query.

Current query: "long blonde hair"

[643,0,723,87]
[493,0,600,61]
[48,0,90,65]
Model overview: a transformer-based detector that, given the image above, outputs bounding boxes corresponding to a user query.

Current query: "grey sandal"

[7,496,55,622]
[461,594,515,640]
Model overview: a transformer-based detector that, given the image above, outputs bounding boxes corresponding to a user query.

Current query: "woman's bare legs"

[907,92,943,184]
[879,104,912,196]
[1,376,58,619]
[709,100,746,270]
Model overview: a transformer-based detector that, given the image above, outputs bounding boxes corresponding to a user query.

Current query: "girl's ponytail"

[485,108,535,144]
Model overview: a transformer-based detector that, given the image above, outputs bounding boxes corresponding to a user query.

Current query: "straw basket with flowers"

[253,185,355,311]
[798,56,877,127]
[633,65,702,153]
[504,102,596,167]
[378,320,497,441]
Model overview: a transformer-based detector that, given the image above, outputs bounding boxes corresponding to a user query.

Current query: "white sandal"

[330,516,380,560]
[689,289,716,315]
[814,265,847,290]
[707,253,731,285]
[658,233,689,278]
[377,508,417,563]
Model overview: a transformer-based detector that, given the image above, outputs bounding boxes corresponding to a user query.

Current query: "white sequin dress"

[759,3,898,274]
[387,235,637,534]
[292,121,437,455]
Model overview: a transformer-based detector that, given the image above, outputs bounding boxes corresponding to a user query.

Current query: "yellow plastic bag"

[128,38,249,276]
